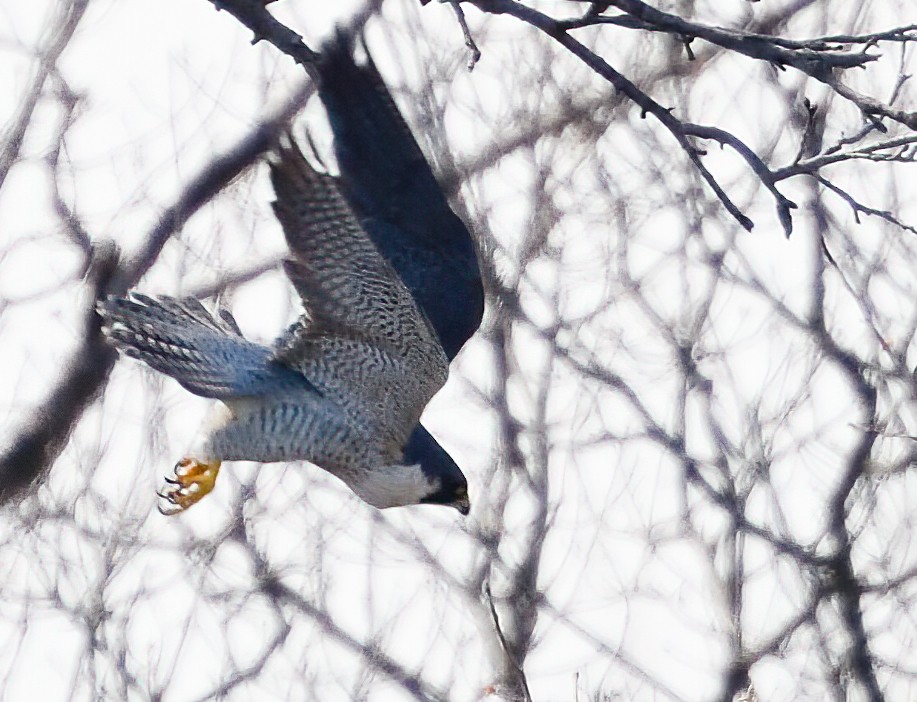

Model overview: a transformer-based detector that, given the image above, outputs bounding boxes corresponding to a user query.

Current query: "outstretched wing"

[316,32,484,360]
[269,140,445,366]
[98,294,314,400]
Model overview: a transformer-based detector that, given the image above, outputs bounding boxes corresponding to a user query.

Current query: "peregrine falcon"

[99,140,471,516]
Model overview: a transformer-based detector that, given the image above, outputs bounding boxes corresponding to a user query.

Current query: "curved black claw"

[155,457,222,515]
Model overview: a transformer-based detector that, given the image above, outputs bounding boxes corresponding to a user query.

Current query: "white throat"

[351,463,439,509]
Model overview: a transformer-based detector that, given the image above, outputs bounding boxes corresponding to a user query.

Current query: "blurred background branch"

[0,1,915,700]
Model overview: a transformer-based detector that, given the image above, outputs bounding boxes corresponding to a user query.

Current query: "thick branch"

[606,0,877,75]
[467,0,756,230]
[211,0,319,67]
[603,1,917,130]
[814,326,883,702]
[461,0,916,234]
[204,0,384,77]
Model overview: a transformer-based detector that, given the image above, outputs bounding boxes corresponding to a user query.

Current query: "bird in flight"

[99,35,482,516]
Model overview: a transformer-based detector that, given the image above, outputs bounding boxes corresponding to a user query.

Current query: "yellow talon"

[157,457,222,515]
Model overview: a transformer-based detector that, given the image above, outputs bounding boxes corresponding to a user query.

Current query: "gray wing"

[316,32,484,361]
[98,294,316,400]
[269,141,444,359]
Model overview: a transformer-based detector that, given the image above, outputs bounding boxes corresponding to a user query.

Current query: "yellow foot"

[157,457,222,515]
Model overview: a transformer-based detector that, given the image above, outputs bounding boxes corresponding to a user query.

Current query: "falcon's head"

[348,427,470,515]
[403,427,471,516]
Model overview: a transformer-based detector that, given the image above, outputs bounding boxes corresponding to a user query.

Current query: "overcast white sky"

[1,1,916,701]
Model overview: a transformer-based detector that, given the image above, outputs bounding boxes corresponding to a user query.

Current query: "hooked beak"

[452,496,471,516]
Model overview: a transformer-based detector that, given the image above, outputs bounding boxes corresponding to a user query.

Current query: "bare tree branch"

[0,82,312,505]
[0,0,89,192]
[454,0,916,235]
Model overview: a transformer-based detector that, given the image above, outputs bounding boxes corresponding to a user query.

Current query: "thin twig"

[449,1,482,70]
